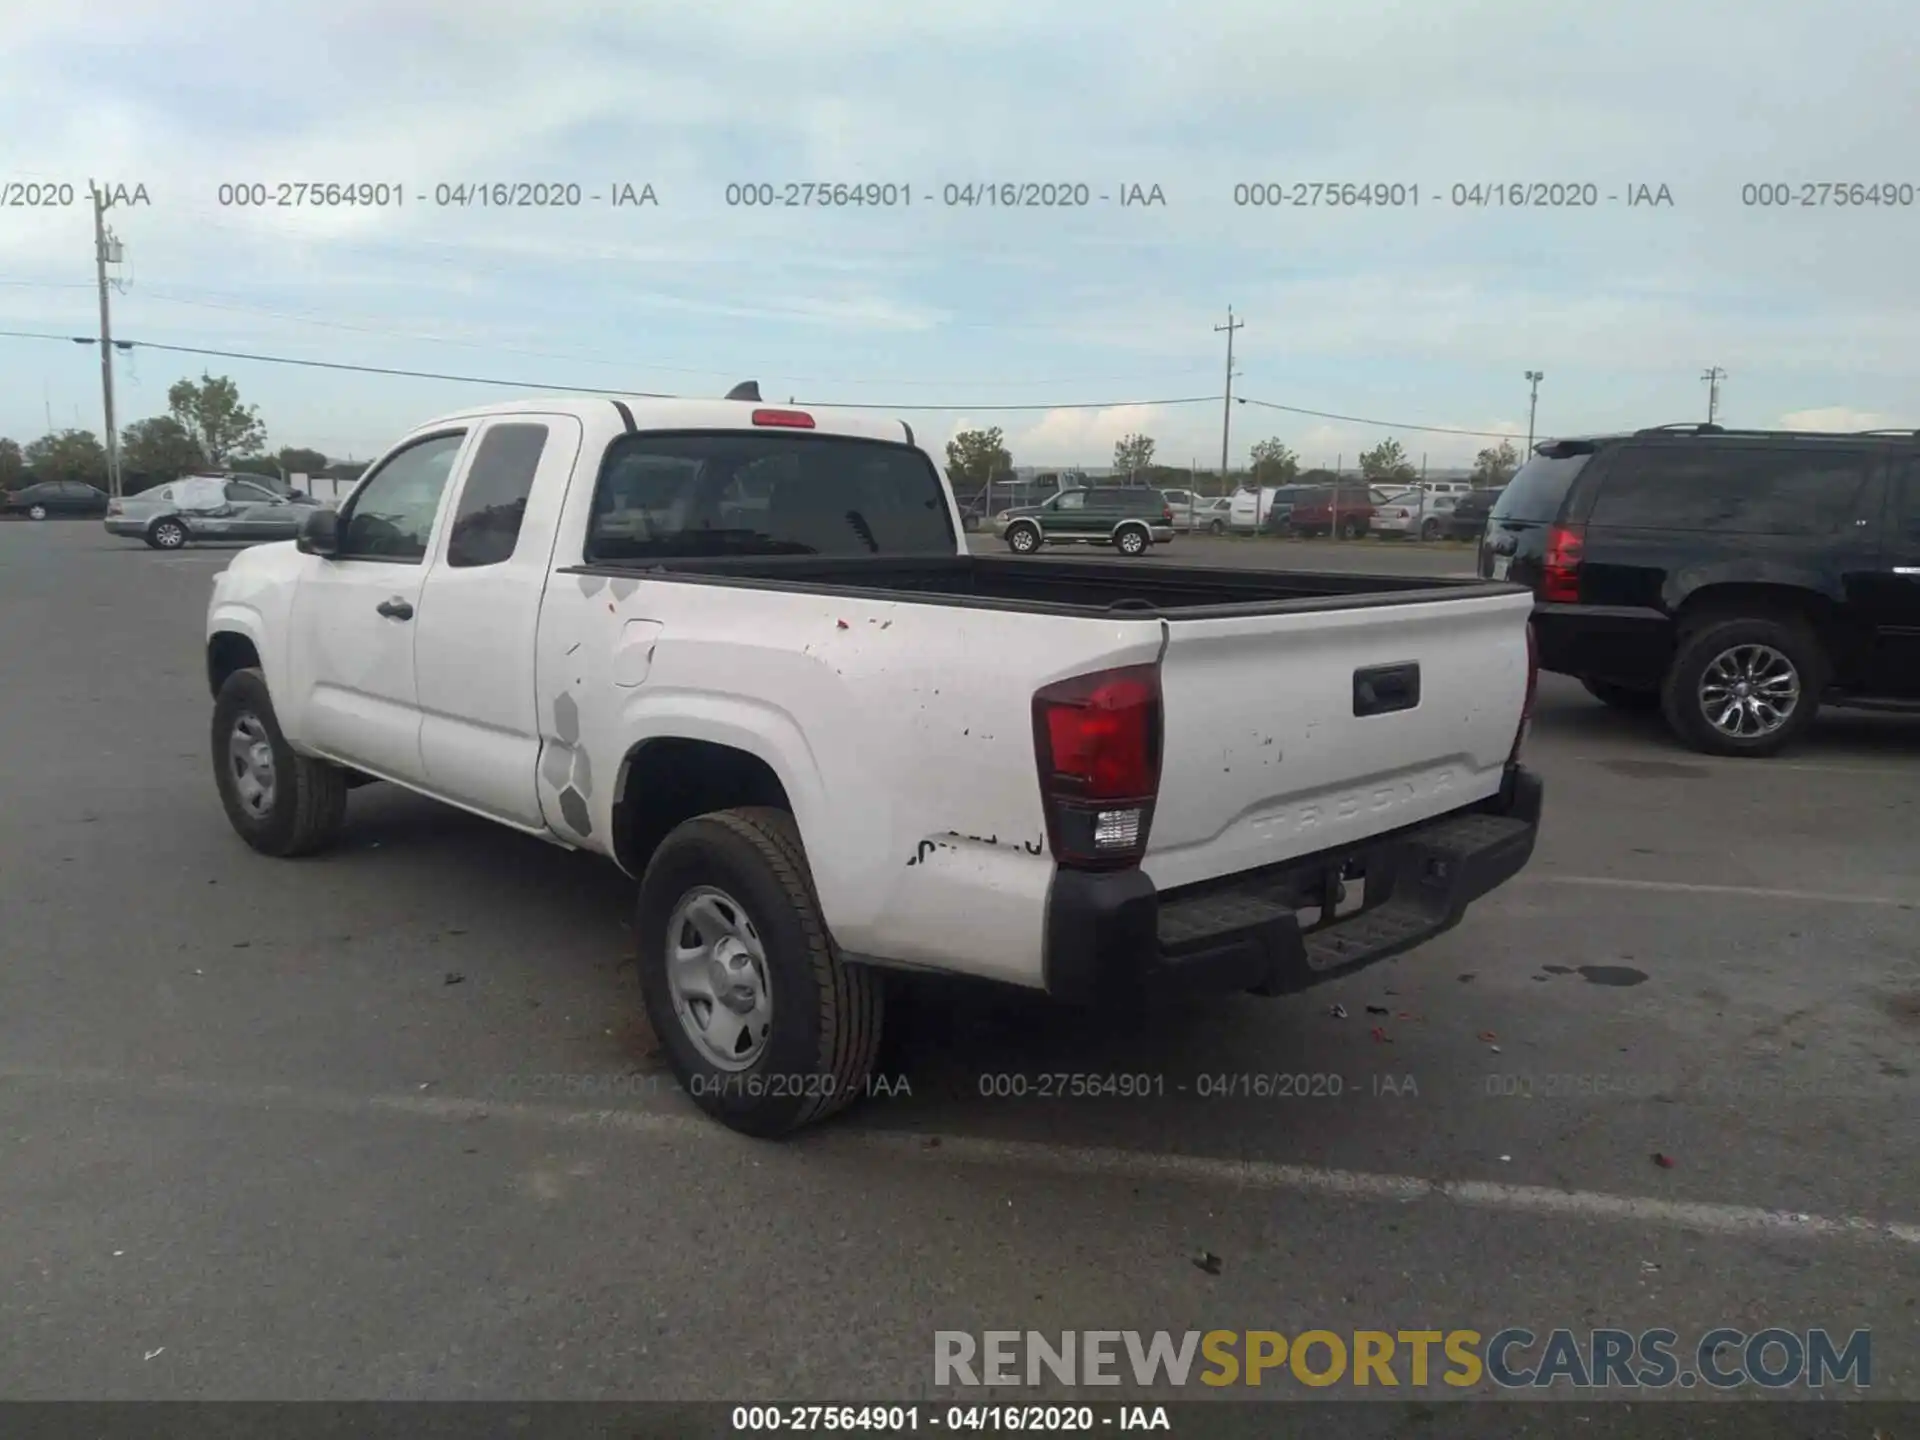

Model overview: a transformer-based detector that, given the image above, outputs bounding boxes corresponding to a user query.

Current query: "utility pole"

[1214,307,1244,488]
[1702,367,1726,425]
[1524,371,1544,454]
[91,182,123,498]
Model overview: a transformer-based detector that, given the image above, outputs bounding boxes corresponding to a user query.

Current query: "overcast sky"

[3,0,1917,470]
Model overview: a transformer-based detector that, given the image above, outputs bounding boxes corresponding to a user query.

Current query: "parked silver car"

[105,475,319,550]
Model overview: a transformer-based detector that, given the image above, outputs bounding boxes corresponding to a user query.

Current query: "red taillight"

[1542,523,1584,602]
[106,499,122,516]
[751,408,815,429]
[1512,621,1539,762]
[1032,663,1163,868]
[1162,507,1173,522]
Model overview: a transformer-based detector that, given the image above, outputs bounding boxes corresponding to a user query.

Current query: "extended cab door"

[285,430,470,783]
[415,414,583,826]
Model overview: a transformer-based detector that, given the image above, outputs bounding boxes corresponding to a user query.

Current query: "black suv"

[1478,424,1920,757]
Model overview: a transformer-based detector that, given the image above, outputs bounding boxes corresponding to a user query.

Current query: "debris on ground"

[1327,1003,1348,1019]
[144,1348,165,1361]
[1396,1011,1420,1021]
[1478,1031,1498,1042]
[1458,973,1476,983]
[1192,1250,1223,1276]
[1366,1005,1391,1016]
[1641,1261,1661,1273]
[1499,1155,1511,1163]
[1370,1026,1392,1044]
[444,972,465,986]
[836,619,850,630]
[1652,1152,1676,1169]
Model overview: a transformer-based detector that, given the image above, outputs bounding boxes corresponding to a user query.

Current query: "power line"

[0,328,1218,412]
[1236,394,1522,440]
[3,326,1542,435]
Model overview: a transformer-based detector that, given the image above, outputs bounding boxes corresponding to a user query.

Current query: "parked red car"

[1285,484,1375,538]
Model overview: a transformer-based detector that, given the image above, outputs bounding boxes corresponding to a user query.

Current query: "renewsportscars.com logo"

[934,1328,1871,1391]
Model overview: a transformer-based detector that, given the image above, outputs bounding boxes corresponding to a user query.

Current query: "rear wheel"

[637,807,883,1137]
[148,517,188,550]
[211,667,349,855]
[27,504,48,521]
[1582,677,1660,711]
[1660,614,1824,757]
[1006,522,1040,554]
[1115,525,1149,556]
[1420,518,1442,541]
[1340,518,1362,540]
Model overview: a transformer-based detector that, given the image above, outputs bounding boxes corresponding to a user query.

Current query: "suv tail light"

[1162,506,1174,523]
[1542,524,1584,602]
[106,498,122,516]
[1032,663,1163,869]
[1512,621,1539,762]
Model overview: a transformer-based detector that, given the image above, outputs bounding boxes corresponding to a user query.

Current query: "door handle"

[375,597,414,620]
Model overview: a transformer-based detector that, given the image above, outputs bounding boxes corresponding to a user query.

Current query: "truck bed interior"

[562,554,1514,618]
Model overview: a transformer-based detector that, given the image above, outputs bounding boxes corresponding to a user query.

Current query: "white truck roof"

[418,394,917,448]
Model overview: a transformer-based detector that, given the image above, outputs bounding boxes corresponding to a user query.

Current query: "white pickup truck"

[205,389,1545,1136]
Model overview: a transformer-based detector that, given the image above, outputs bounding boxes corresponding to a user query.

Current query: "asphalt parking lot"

[2,521,1916,1403]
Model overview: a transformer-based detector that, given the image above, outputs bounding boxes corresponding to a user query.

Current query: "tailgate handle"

[1353,662,1420,717]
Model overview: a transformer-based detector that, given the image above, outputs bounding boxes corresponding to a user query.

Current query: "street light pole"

[1525,371,1544,454]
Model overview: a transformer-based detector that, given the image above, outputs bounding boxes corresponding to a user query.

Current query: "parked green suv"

[990,486,1175,556]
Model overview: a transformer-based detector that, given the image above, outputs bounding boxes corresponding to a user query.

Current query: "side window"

[226,481,269,504]
[447,423,549,568]
[339,432,466,562]
[1591,446,1869,533]
[1056,491,1086,510]
[1899,461,1920,543]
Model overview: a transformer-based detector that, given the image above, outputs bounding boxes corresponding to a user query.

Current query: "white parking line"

[6,1065,1917,1247]
[1521,874,1916,908]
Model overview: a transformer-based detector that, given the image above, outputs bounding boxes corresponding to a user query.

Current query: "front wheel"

[1005,523,1041,554]
[1208,518,1226,535]
[1341,518,1362,540]
[1115,525,1149,556]
[211,667,349,855]
[637,807,883,1137]
[1660,615,1824,757]
[1420,519,1442,541]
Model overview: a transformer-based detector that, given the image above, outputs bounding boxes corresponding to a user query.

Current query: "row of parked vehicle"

[1,474,329,546]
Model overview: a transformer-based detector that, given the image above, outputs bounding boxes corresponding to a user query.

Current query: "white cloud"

[1776,407,1906,432]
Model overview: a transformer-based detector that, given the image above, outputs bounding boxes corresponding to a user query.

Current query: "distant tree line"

[941,426,1522,499]
[0,373,367,495]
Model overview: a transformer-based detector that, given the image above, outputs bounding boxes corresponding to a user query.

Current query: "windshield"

[585,432,955,561]
[1491,451,1593,524]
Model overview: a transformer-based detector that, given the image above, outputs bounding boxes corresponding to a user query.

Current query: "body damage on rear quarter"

[532,561,1167,989]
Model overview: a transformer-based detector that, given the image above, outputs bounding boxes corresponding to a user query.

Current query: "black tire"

[148,517,188,550]
[1420,519,1442,541]
[1341,518,1362,540]
[1208,518,1226,535]
[1659,613,1825,758]
[1581,678,1661,711]
[1115,524,1149,556]
[637,807,883,1138]
[211,667,349,856]
[1006,522,1041,554]
[27,504,48,521]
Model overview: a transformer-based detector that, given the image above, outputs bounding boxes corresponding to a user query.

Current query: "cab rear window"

[585,431,955,561]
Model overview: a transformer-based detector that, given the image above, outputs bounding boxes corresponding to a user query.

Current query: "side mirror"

[296,506,341,557]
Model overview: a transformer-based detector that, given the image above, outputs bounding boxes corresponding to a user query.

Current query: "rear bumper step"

[1043,765,1543,1002]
